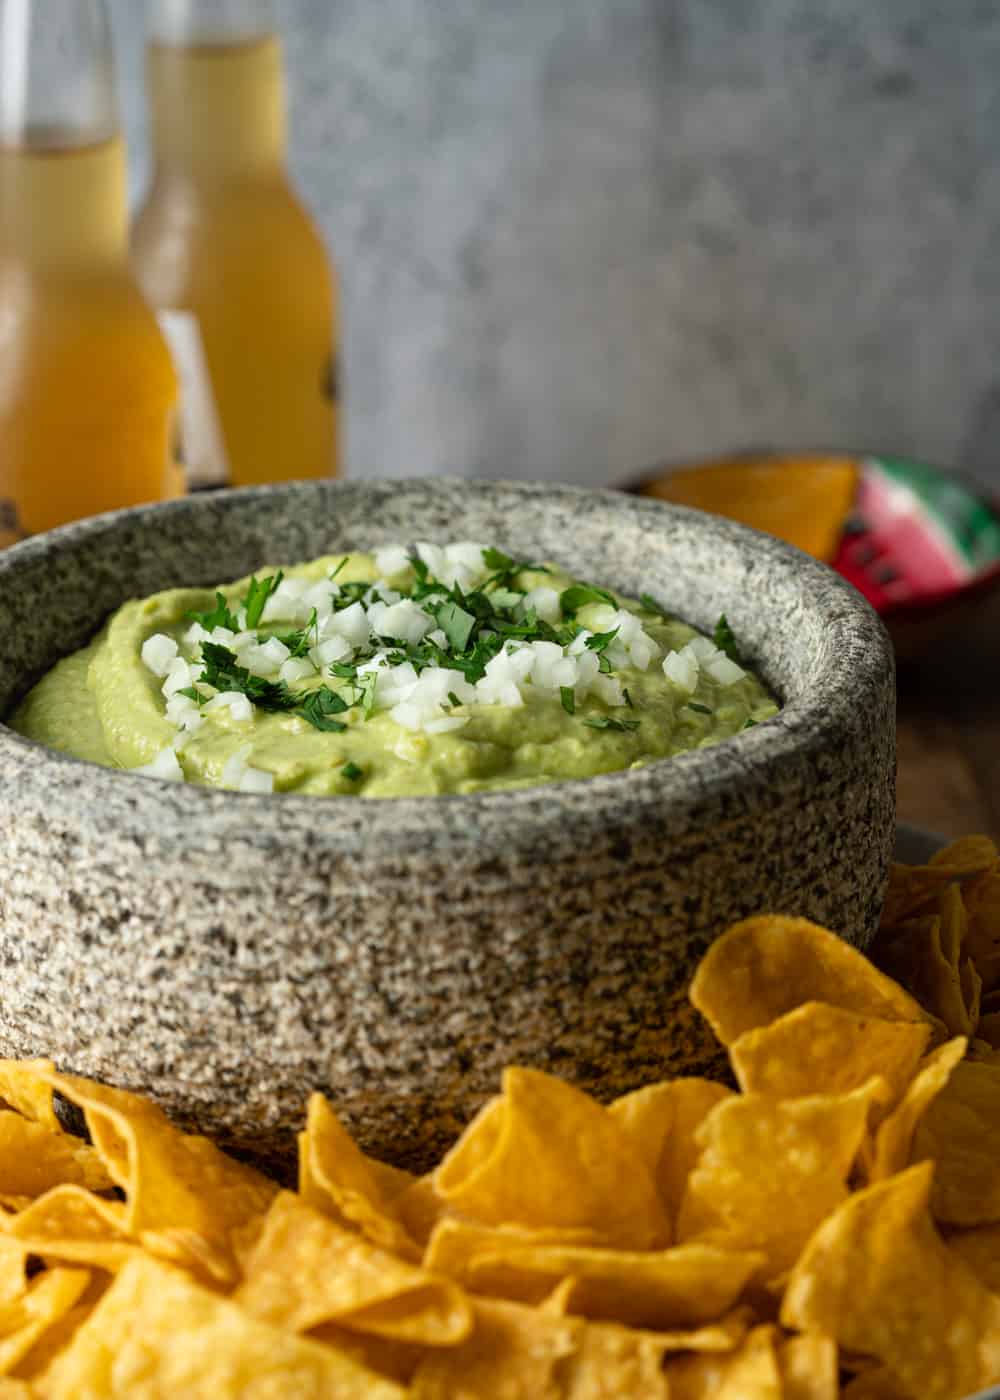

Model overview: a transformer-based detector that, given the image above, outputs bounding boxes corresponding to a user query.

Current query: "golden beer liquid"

[0,134,181,541]
[132,35,338,488]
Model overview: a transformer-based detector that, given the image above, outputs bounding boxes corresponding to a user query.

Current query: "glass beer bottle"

[0,0,182,546]
[132,0,338,490]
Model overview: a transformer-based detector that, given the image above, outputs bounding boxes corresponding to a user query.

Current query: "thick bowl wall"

[0,479,895,1167]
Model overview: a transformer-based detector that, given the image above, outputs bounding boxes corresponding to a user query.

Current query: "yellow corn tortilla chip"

[298,1094,420,1261]
[979,1009,1000,1047]
[929,834,999,875]
[408,1296,576,1399]
[778,1333,838,1400]
[781,1161,1000,1400]
[839,1369,911,1400]
[235,1191,472,1344]
[867,1038,967,1182]
[1,1185,134,1273]
[41,1255,407,1399]
[881,838,999,928]
[677,1079,885,1277]
[728,1002,930,1107]
[946,1223,1000,1293]
[424,1217,761,1329]
[0,1062,60,1133]
[689,916,927,1047]
[434,1068,671,1249]
[665,1323,782,1400]
[392,1175,448,1251]
[963,868,1000,975]
[911,1058,1000,1224]
[609,1079,732,1229]
[12,1069,276,1286]
[0,1266,91,1377]
[903,915,974,1037]
[0,1114,110,1198]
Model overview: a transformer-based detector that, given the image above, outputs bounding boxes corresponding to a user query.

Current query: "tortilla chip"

[235,1191,471,1344]
[552,1318,672,1399]
[0,1062,60,1133]
[867,1038,967,1182]
[609,1079,732,1229]
[434,1068,671,1249]
[41,1255,407,1399]
[979,1010,1000,1047]
[778,1332,838,1400]
[1,1186,134,1273]
[677,1079,885,1277]
[0,1114,110,1198]
[408,1297,576,1399]
[902,915,973,1037]
[910,1058,1000,1224]
[839,1369,911,1400]
[299,1094,420,1261]
[946,1223,1000,1293]
[424,1217,761,1329]
[0,1267,91,1376]
[665,1323,782,1400]
[964,869,1000,978]
[11,1069,276,1286]
[392,1176,448,1252]
[781,1161,1000,1400]
[689,916,927,1047]
[929,834,999,876]
[728,1002,929,1107]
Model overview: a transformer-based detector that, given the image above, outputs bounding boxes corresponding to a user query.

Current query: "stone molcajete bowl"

[0,478,895,1170]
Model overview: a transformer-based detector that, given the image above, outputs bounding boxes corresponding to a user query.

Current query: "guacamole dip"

[9,543,778,797]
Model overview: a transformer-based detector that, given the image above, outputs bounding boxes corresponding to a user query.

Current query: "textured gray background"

[109,1,1000,489]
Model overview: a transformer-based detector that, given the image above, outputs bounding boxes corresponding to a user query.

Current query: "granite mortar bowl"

[0,478,896,1171]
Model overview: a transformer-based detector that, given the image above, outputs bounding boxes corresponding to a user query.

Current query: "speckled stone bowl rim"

[0,477,889,859]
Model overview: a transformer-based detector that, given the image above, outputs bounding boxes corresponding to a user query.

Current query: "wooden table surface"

[895,589,1000,841]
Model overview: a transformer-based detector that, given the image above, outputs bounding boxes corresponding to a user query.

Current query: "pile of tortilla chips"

[0,840,996,1397]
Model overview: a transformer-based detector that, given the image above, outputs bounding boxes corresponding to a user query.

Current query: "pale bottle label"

[156,309,229,489]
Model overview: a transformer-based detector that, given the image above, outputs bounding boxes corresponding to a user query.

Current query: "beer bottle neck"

[0,0,128,267]
[147,24,288,184]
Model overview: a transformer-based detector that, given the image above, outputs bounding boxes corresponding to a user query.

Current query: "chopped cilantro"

[186,592,240,633]
[743,716,757,729]
[272,608,318,659]
[300,686,349,732]
[328,660,358,679]
[198,642,297,712]
[623,687,634,708]
[560,583,617,614]
[348,671,378,719]
[431,600,476,653]
[482,547,516,572]
[409,552,430,584]
[489,588,523,611]
[447,691,462,709]
[585,628,619,653]
[713,614,740,663]
[341,761,363,781]
[243,571,284,630]
[598,654,613,674]
[581,715,640,733]
[639,593,669,619]
[330,557,350,580]
[177,686,206,706]
[685,702,713,715]
[560,686,576,715]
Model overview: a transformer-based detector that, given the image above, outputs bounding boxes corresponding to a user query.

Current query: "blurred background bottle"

[133,0,338,490]
[0,0,181,545]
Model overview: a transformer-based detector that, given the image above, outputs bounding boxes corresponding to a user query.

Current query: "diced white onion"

[205,691,254,722]
[133,746,184,782]
[663,649,699,694]
[141,633,178,678]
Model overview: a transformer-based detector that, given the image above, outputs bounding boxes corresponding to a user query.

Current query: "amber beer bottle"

[0,0,181,545]
[132,0,338,490]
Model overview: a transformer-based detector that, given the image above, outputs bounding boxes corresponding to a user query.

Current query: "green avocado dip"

[9,543,778,797]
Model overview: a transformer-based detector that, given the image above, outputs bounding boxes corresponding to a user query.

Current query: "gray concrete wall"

[109,1,1000,489]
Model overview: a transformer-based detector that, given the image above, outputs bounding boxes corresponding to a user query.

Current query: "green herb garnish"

[639,593,669,619]
[447,691,462,709]
[330,557,350,580]
[198,642,297,712]
[585,628,619,654]
[329,661,358,679]
[431,600,477,653]
[300,686,350,732]
[341,761,363,781]
[560,583,617,614]
[560,686,576,715]
[581,716,640,733]
[243,571,284,630]
[743,717,757,729]
[177,686,206,706]
[713,614,740,663]
[186,592,240,633]
[271,608,318,659]
[623,687,634,708]
[686,702,713,715]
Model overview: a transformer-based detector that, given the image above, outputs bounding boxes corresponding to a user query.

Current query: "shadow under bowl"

[0,478,896,1169]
